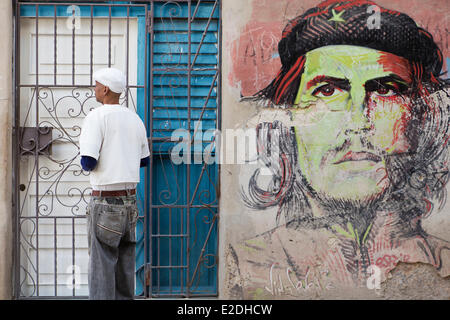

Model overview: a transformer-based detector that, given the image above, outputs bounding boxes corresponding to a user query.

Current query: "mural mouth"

[334,151,382,164]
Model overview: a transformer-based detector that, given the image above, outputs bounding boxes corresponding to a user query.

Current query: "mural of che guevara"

[227,0,450,298]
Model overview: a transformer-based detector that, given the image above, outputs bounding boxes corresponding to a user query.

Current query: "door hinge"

[145,263,151,286]
[146,10,152,33]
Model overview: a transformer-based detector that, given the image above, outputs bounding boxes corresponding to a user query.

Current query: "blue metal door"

[136,1,220,298]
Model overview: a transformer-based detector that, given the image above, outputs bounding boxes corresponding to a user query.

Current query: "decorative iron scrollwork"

[19,126,53,156]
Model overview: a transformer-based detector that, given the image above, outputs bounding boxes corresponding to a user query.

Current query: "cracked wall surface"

[220,0,450,299]
[381,263,450,299]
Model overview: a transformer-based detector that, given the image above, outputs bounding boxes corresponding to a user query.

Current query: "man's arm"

[140,156,150,167]
[79,111,102,169]
[82,155,147,171]
[81,156,98,171]
[140,122,150,168]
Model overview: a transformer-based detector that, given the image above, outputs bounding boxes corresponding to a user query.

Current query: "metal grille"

[12,0,221,299]
[147,1,220,297]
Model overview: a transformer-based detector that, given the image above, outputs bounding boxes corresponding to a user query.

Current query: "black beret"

[278,0,443,77]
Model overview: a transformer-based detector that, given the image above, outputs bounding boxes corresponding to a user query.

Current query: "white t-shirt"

[79,104,150,186]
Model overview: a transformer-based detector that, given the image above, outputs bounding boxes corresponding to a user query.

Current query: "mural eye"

[313,84,339,97]
[375,87,396,97]
[373,82,403,97]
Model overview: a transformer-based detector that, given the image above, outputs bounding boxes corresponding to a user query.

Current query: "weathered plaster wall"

[0,0,13,300]
[220,0,450,299]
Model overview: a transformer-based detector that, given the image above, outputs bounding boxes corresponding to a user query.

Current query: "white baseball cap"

[93,67,126,93]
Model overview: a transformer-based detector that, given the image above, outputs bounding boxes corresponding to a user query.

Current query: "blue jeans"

[86,195,138,300]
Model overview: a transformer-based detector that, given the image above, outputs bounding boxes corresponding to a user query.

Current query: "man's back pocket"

[95,204,127,248]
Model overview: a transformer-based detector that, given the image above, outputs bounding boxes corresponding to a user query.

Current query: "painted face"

[291,45,413,201]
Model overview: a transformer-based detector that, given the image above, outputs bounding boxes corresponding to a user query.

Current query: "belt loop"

[126,189,131,197]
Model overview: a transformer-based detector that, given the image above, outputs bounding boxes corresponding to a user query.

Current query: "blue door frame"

[18,0,220,299]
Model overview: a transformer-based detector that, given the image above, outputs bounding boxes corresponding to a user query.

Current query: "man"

[80,67,150,300]
[229,0,450,298]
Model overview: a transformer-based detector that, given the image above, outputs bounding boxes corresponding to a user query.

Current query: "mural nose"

[345,104,371,136]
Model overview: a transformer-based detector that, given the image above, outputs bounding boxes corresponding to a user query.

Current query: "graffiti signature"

[264,262,335,296]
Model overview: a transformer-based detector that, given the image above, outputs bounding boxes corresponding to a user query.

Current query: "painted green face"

[291,45,413,201]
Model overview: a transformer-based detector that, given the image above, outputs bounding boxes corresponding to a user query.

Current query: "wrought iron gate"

[12,0,220,299]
